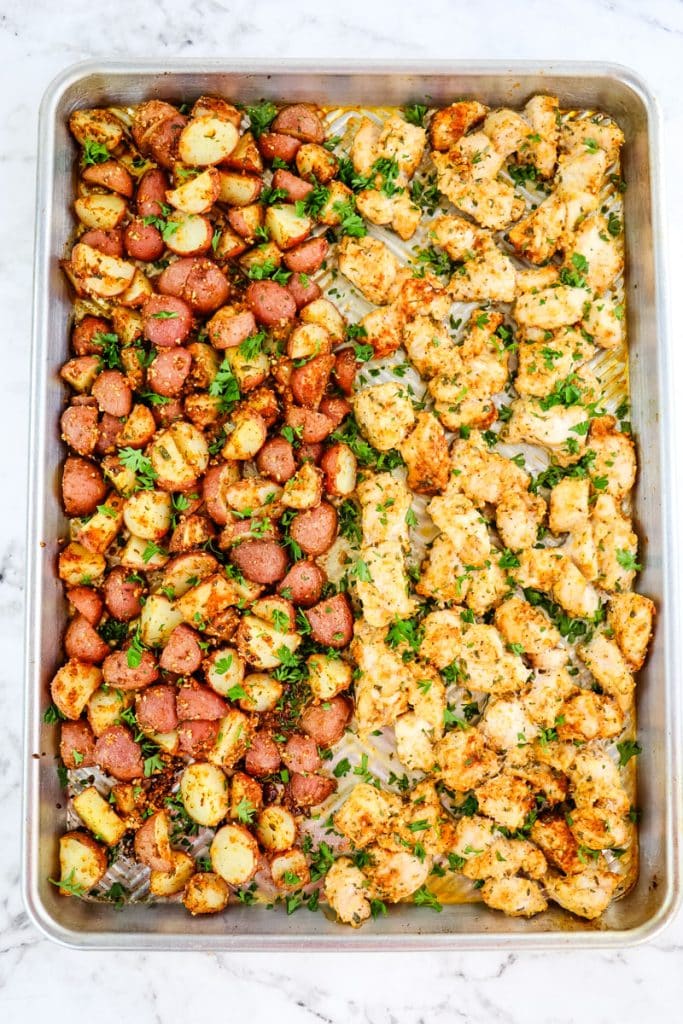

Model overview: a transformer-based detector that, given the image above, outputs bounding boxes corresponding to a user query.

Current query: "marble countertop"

[2,1,683,1020]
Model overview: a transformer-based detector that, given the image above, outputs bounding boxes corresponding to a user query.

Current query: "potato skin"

[103,566,143,621]
[246,281,297,327]
[305,593,353,648]
[272,104,324,143]
[301,695,352,745]
[60,720,97,769]
[244,730,281,777]
[277,560,326,607]
[255,437,297,483]
[64,614,110,664]
[230,540,289,584]
[62,456,108,517]
[287,772,336,807]
[289,502,338,556]
[94,724,144,781]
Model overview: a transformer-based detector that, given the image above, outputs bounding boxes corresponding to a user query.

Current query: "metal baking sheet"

[23,59,681,949]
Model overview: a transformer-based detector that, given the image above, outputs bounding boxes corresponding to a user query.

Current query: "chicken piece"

[390,272,452,321]
[395,711,437,773]
[402,316,456,379]
[448,813,497,857]
[507,193,567,264]
[577,632,635,712]
[588,416,636,500]
[556,690,624,743]
[559,120,624,165]
[515,266,560,294]
[351,624,412,736]
[545,862,620,920]
[515,326,595,400]
[524,664,576,728]
[530,816,584,875]
[463,838,547,882]
[569,805,630,851]
[516,547,600,619]
[564,522,599,582]
[391,192,422,240]
[431,216,516,303]
[506,399,589,466]
[476,772,535,830]
[353,382,415,452]
[429,100,488,151]
[323,857,372,926]
[420,609,464,670]
[494,596,561,665]
[466,560,510,616]
[337,235,401,305]
[377,114,427,181]
[569,748,627,808]
[567,214,623,293]
[504,748,569,805]
[514,285,588,331]
[458,623,531,696]
[607,592,655,670]
[549,476,590,534]
[480,698,537,752]
[496,488,546,552]
[451,434,530,505]
[333,782,400,849]
[444,131,506,182]
[355,540,416,628]
[533,738,583,775]
[432,151,524,231]
[400,412,450,495]
[385,780,446,857]
[359,304,403,360]
[351,116,382,176]
[356,190,421,241]
[366,846,431,902]
[356,472,412,548]
[483,108,532,157]
[582,297,624,350]
[427,483,491,566]
[433,728,499,792]
[523,95,560,178]
[481,876,548,917]
[407,666,446,738]
[592,493,639,593]
[416,535,471,604]
[429,312,509,431]
[555,147,610,201]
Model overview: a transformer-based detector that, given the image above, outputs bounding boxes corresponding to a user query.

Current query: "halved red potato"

[299,297,345,342]
[238,241,283,276]
[136,167,170,217]
[211,824,259,885]
[284,406,335,444]
[94,724,144,781]
[60,404,99,457]
[62,456,108,517]
[282,462,323,511]
[70,243,136,298]
[122,489,172,541]
[180,762,229,826]
[301,694,352,744]
[255,806,297,853]
[230,540,289,585]
[64,615,110,664]
[222,131,263,174]
[177,679,228,720]
[258,132,302,164]
[161,550,219,599]
[277,560,326,607]
[282,733,321,774]
[272,104,325,143]
[118,268,154,309]
[82,159,134,197]
[57,831,108,894]
[92,369,133,417]
[149,421,209,491]
[221,411,268,461]
[246,280,297,326]
[288,773,336,808]
[158,257,229,314]
[75,193,128,232]
[271,169,313,202]
[183,872,229,915]
[227,202,264,241]
[60,720,97,769]
[166,168,221,215]
[191,96,242,127]
[307,653,352,700]
[270,849,311,891]
[80,227,125,257]
[290,353,334,410]
[103,565,144,621]
[208,709,252,768]
[169,512,215,553]
[203,647,245,697]
[142,112,188,168]
[178,720,220,758]
[320,443,357,496]
[60,355,100,392]
[288,273,321,309]
[255,436,297,483]
[264,204,312,250]
[319,396,351,430]
[148,347,193,398]
[149,850,195,897]
[132,99,180,146]
[58,542,106,587]
[142,295,193,347]
[134,810,173,871]
[136,684,178,734]
[208,306,258,350]
[235,614,300,670]
[295,143,338,184]
[102,646,159,691]
[178,115,239,166]
[237,673,283,714]
[244,730,281,777]
[71,315,110,355]
[123,218,165,261]
[304,594,353,648]
[70,107,125,150]
[283,236,329,275]
[159,624,203,675]
[287,323,333,360]
[217,170,263,207]
[165,212,213,256]
[202,463,241,526]
[67,585,104,626]
[333,348,358,395]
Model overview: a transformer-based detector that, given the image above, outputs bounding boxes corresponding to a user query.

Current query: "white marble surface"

[2,0,683,1020]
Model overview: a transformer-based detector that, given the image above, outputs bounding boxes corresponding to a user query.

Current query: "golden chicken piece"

[399,411,450,495]
[549,476,591,534]
[384,780,446,857]
[514,284,588,331]
[480,698,537,752]
[459,624,531,695]
[530,815,584,875]
[556,690,624,743]
[429,100,488,151]
[334,782,402,850]
[337,235,401,304]
[431,215,516,302]
[523,664,576,728]
[495,487,547,552]
[407,664,446,738]
[588,416,636,499]
[356,188,421,241]
[359,303,403,360]
[420,608,465,669]
[432,148,525,231]
[494,596,561,665]
[507,193,567,265]
[353,382,415,452]
[481,876,548,918]
[504,747,569,805]
[592,493,639,593]
[433,728,499,792]
[451,433,530,505]
[463,838,547,882]
[607,592,656,670]
[523,94,560,177]
[427,483,491,566]
[395,711,437,773]
[483,108,532,157]
[515,326,595,400]
[545,861,621,921]
[376,114,427,180]
[566,213,623,293]
[559,120,624,165]
[429,311,509,431]
[476,772,536,830]
[365,846,431,902]
[465,560,510,616]
[324,857,372,927]
[447,813,498,858]
[515,265,561,293]
[506,398,590,466]
[351,623,412,736]
[577,632,635,712]
[356,472,412,548]
[402,315,458,378]
[582,296,624,349]
[516,547,600,619]
[355,540,416,628]
[416,534,472,604]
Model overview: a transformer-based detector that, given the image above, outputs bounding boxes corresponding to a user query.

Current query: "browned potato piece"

[57,831,108,894]
[150,850,195,897]
[182,872,230,914]
[134,810,173,872]
[210,824,259,885]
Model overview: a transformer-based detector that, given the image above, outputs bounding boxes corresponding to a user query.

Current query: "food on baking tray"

[47,91,651,926]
